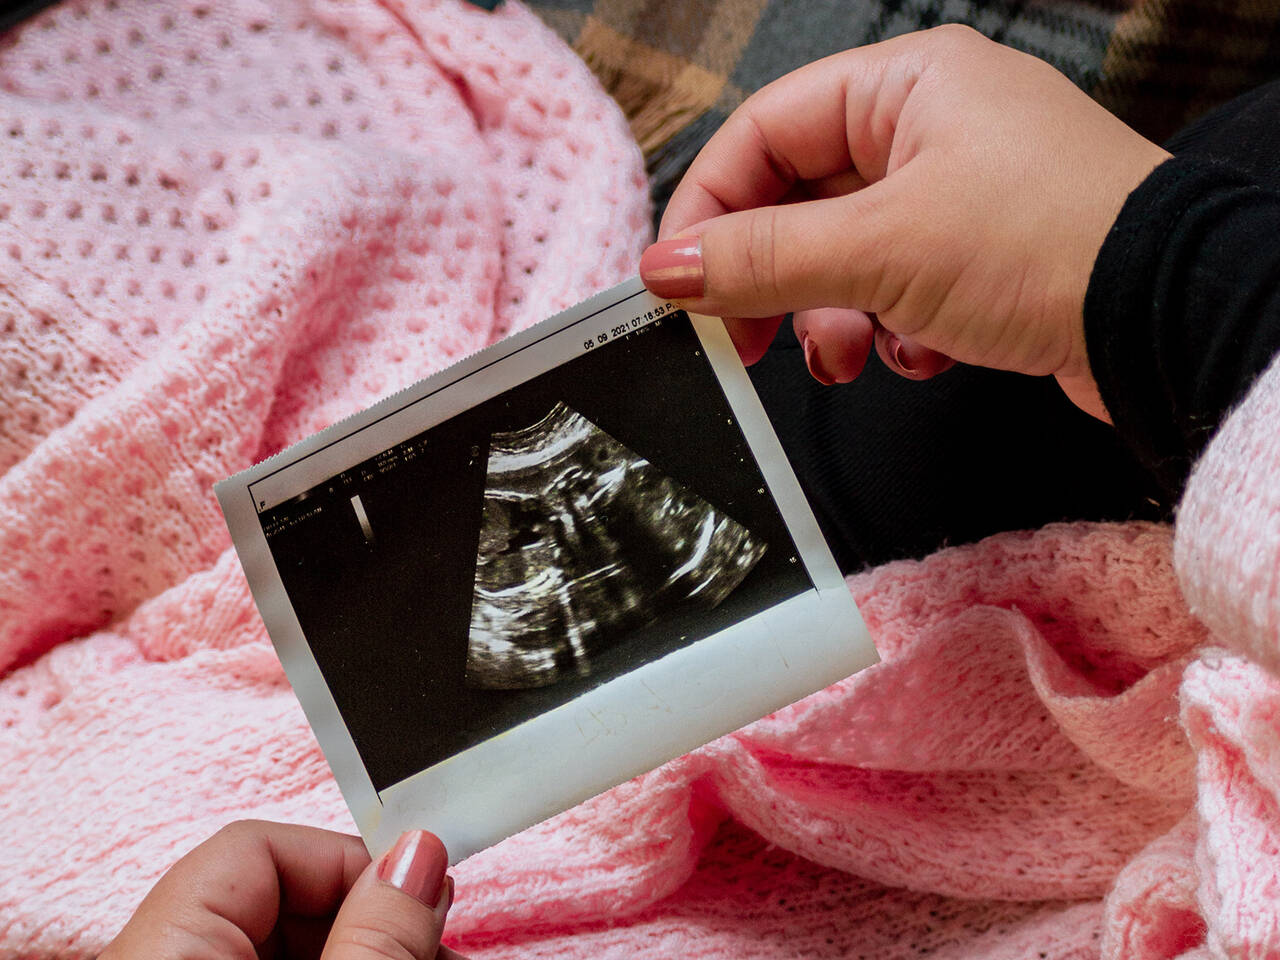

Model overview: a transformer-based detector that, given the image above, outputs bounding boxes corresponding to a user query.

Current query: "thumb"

[640,186,901,319]
[321,830,455,960]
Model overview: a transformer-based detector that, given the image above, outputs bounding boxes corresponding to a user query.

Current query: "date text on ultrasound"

[583,302,674,352]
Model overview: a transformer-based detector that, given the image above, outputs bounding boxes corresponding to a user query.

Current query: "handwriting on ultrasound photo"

[218,279,875,861]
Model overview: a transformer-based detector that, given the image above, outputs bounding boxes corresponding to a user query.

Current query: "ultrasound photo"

[221,280,872,862]
[467,402,766,689]
[249,304,814,792]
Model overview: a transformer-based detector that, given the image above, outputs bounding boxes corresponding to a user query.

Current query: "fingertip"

[376,830,449,910]
[794,307,874,385]
[323,831,453,958]
[723,315,784,366]
[874,328,955,380]
[800,331,867,385]
[438,876,455,923]
[640,237,704,301]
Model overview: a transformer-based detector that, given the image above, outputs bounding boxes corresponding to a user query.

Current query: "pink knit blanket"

[3,3,1280,958]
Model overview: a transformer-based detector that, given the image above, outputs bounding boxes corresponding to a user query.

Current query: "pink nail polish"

[801,331,835,386]
[442,875,455,917]
[879,331,928,381]
[639,237,703,299]
[377,830,448,908]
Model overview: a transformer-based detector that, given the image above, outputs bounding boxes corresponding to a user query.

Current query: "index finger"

[113,820,370,954]
[658,34,926,240]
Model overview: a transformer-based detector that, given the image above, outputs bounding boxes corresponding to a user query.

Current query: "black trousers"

[751,345,1167,572]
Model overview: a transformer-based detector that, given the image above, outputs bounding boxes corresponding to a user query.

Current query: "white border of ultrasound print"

[216,277,878,863]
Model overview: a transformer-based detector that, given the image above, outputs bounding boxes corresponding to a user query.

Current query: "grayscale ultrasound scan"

[221,280,870,860]
[467,401,767,689]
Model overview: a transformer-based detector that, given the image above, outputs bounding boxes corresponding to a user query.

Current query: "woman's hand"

[639,25,1169,418]
[101,820,463,960]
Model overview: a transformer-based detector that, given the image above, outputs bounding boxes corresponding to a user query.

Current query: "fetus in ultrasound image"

[466,401,766,690]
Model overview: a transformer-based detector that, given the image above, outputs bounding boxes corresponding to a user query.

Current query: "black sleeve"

[1084,154,1280,496]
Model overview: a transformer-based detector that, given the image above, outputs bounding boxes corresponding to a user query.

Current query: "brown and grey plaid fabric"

[526,0,1280,222]
[1095,0,1280,143]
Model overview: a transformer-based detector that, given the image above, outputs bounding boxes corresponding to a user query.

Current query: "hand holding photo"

[216,278,877,862]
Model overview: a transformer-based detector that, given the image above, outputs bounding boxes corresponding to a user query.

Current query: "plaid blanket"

[527,0,1280,221]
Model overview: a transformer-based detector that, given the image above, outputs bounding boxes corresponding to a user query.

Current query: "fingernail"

[889,337,916,375]
[882,333,932,380]
[639,237,703,299]
[434,875,455,923]
[377,830,448,908]
[800,331,835,386]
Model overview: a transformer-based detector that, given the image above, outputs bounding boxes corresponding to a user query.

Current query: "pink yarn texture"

[2,3,1279,959]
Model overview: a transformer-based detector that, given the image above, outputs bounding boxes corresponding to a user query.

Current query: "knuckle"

[211,819,264,846]
[928,22,982,46]
[199,820,275,867]
[329,921,431,960]
[921,22,989,62]
[741,207,780,302]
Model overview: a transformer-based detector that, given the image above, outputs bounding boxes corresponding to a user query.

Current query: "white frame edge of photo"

[215,276,879,863]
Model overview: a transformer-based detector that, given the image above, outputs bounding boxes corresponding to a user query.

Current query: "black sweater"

[1085,80,1280,496]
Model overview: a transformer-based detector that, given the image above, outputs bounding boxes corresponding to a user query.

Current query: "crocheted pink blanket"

[3,3,1279,958]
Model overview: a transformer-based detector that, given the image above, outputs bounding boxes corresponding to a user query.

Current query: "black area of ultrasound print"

[263,313,813,793]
